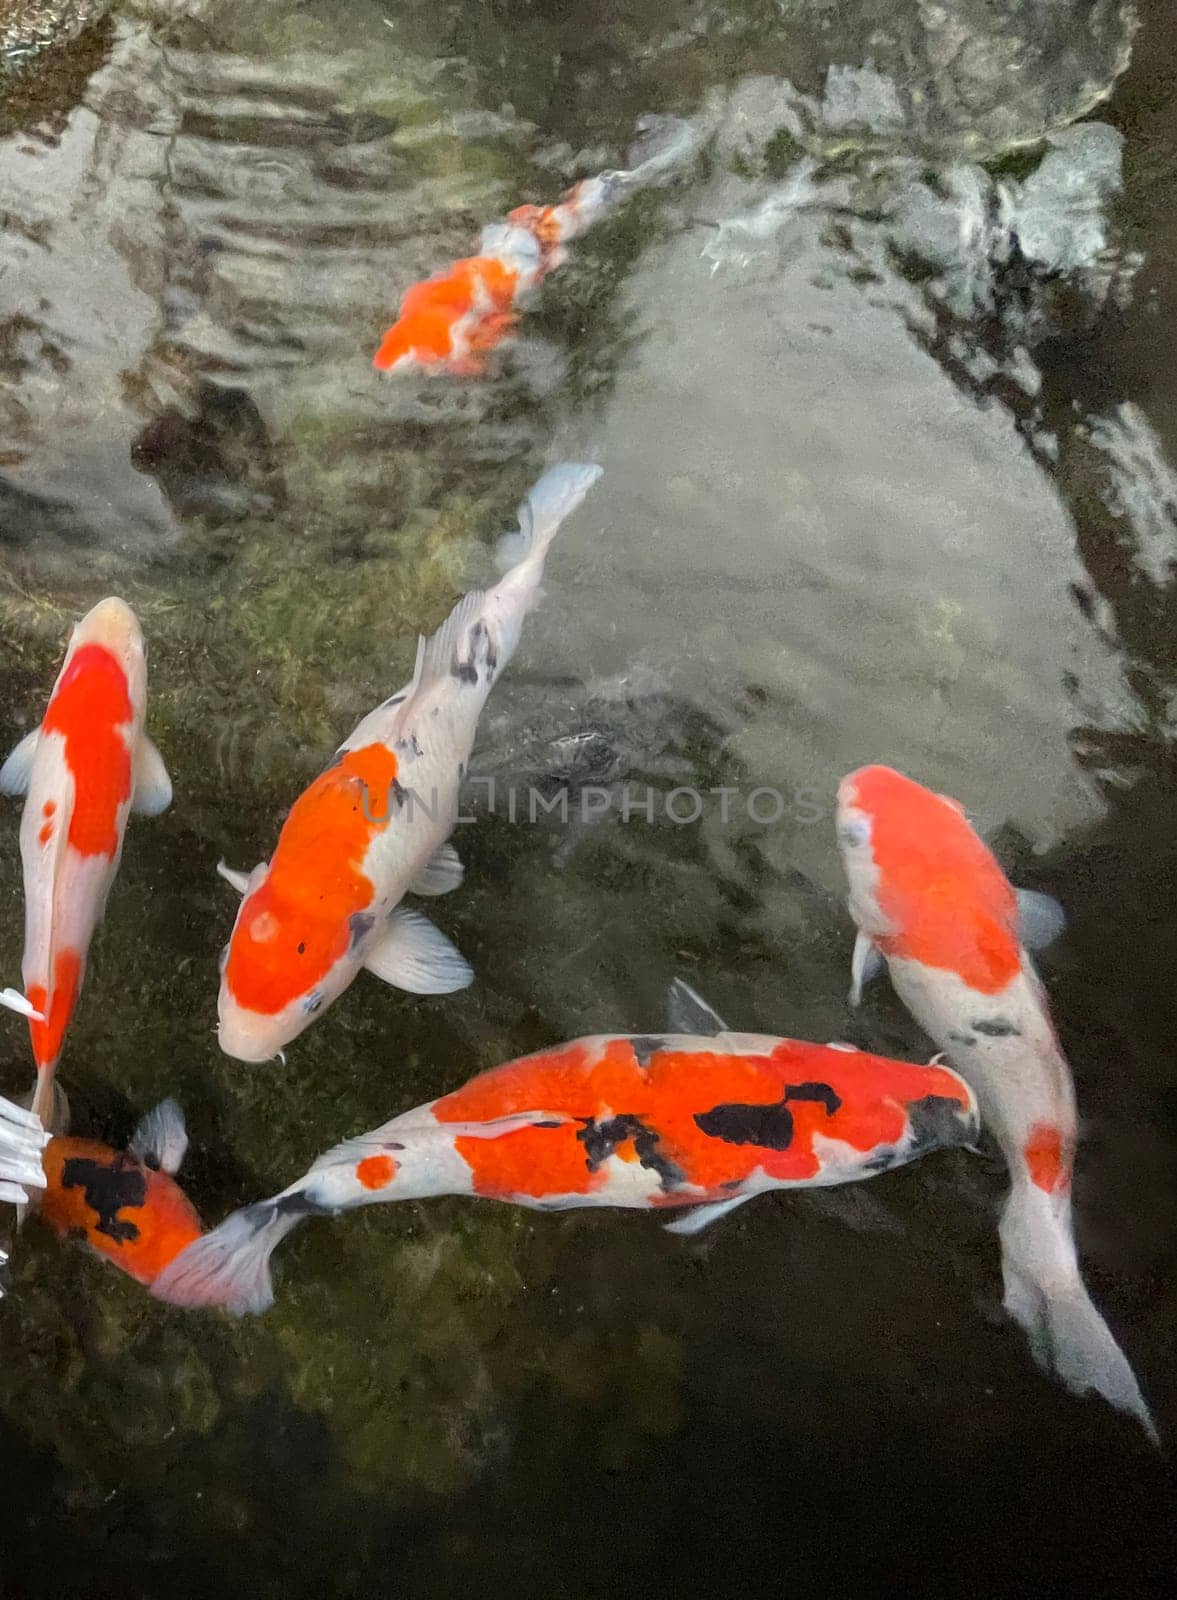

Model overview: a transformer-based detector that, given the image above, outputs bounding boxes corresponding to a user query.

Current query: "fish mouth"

[216,1015,289,1066]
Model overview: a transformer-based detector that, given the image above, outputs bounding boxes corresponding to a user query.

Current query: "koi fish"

[39,1098,201,1289]
[152,978,978,1315]
[0,598,173,1125]
[373,114,703,376]
[215,462,602,1064]
[836,763,1156,1442]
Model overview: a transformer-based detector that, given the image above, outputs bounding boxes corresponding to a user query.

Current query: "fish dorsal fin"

[0,728,41,796]
[129,1097,188,1175]
[363,907,473,995]
[1015,888,1066,951]
[131,735,173,816]
[665,977,728,1036]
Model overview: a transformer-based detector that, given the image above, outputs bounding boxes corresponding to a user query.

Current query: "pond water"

[1,1,1174,1595]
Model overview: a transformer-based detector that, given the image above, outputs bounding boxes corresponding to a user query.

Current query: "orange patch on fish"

[1023,1122,1071,1194]
[223,742,400,1016]
[355,1154,397,1190]
[373,255,520,373]
[40,1136,202,1288]
[27,946,81,1070]
[41,642,133,859]
[844,765,1021,994]
[436,1036,972,1202]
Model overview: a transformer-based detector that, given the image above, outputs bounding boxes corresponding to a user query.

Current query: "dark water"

[1,1,1174,1595]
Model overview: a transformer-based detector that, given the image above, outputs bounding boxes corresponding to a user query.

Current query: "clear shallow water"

[1,1,1174,1595]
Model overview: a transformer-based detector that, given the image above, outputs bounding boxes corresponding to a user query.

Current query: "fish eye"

[303,992,323,1015]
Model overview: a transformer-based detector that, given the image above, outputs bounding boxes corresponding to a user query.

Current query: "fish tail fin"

[151,1200,301,1316]
[494,462,602,575]
[999,1181,1158,1445]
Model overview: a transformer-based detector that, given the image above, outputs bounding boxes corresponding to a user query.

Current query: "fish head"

[217,866,357,1063]
[40,1135,202,1287]
[835,764,904,938]
[836,765,1021,988]
[65,596,148,709]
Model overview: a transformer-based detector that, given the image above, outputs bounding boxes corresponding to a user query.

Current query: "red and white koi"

[373,114,702,376]
[152,979,978,1315]
[214,463,602,1064]
[836,763,1156,1442]
[0,598,172,1125]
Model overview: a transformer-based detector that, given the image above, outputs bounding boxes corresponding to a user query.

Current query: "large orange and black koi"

[153,980,977,1315]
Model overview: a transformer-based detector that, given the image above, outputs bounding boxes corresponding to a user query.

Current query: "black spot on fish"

[628,1036,665,1067]
[695,1082,843,1151]
[296,942,305,956]
[785,1082,843,1117]
[273,1193,332,1220]
[970,1017,1021,1037]
[382,694,405,710]
[576,1115,684,1189]
[391,777,407,808]
[453,660,479,685]
[947,1031,978,1048]
[349,912,375,947]
[61,1156,147,1245]
[907,1094,974,1153]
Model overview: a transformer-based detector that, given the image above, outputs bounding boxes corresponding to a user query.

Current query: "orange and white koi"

[39,1098,202,1289]
[152,978,978,1315]
[836,763,1156,1442]
[373,114,702,376]
[214,463,602,1064]
[0,599,173,1125]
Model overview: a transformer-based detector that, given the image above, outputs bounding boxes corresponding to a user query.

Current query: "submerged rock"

[720,1,1137,159]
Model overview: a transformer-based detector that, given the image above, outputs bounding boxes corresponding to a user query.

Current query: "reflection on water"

[1,0,1174,1595]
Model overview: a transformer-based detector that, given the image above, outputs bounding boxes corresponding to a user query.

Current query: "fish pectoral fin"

[131,734,174,816]
[1015,888,1066,951]
[849,930,884,1007]
[364,908,473,995]
[663,1193,753,1236]
[409,842,464,897]
[0,988,45,1022]
[0,728,41,797]
[217,861,261,896]
[665,976,728,1036]
[129,1097,188,1176]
